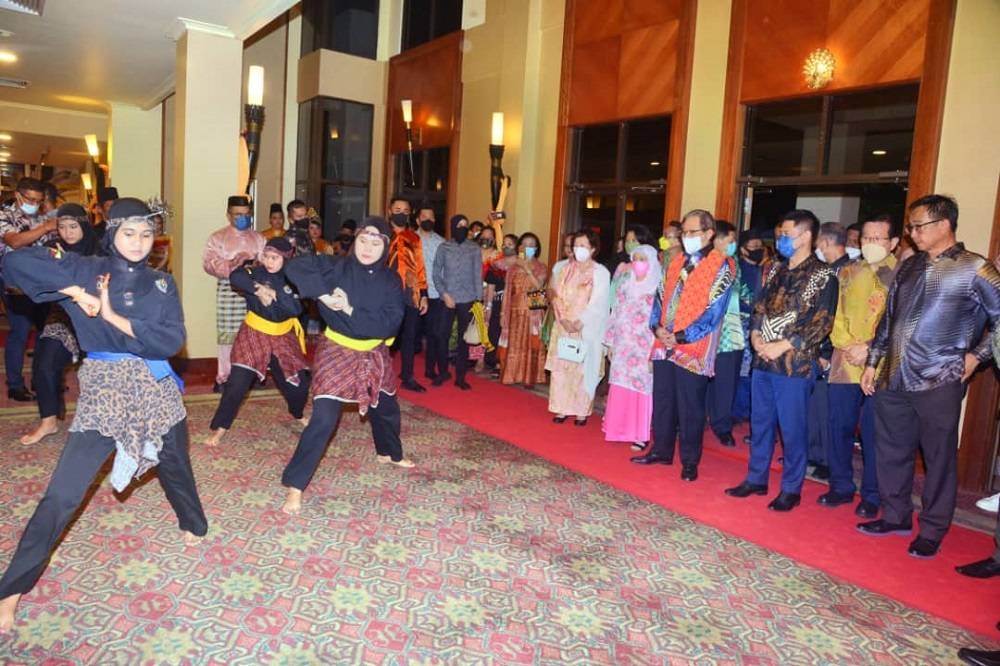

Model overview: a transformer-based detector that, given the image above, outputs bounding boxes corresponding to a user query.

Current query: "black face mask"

[453,227,469,243]
[419,220,435,231]
[747,248,765,263]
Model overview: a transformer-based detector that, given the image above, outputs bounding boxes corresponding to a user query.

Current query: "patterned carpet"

[0,394,992,664]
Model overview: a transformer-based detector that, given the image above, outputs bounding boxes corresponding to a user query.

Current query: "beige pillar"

[108,103,162,201]
[173,26,243,359]
[680,0,733,216]
[281,10,302,205]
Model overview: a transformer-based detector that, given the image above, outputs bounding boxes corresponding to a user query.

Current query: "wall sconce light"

[80,172,92,191]
[244,65,266,194]
[84,134,100,159]
[803,48,835,89]
[489,112,511,215]
[624,197,636,212]
[585,195,600,210]
[400,99,417,187]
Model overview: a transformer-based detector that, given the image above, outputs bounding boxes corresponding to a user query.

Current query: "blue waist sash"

[85,351,184,393]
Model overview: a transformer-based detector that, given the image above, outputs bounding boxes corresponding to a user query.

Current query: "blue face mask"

[724,240,737,257]
[234,214,252,231]
[524,246,537,259]
[20,202,39,216]
[776,235,797,259]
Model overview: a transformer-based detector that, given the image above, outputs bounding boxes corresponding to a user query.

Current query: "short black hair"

[624,224,652,246]
[518,231,542,257]
[909,194,958,231]
[42,182,59,204]
[782,209,820,241]
[572,228,600,255]
[818,221,847,247]
[470,220,485,232]
[864,213,899,239]
[388,194,411,209]
[715,219,736,238]
[16,177,44,196]
[287,199,307,213]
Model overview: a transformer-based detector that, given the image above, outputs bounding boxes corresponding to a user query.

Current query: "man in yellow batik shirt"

[820,214,898,519]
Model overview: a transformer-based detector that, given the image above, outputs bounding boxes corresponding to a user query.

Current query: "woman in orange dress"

[498,232,548,387]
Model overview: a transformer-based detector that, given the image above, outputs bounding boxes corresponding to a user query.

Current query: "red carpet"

[398,370,1000,638]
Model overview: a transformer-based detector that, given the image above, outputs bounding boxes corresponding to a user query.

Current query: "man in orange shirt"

[387,198,429,391]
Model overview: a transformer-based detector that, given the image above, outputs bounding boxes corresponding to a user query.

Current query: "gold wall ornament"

[803,48,836,89]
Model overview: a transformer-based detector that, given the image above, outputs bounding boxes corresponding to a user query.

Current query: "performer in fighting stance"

[280,216,414,515]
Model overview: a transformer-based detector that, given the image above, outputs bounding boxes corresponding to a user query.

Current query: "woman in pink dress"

[602,244,661,449]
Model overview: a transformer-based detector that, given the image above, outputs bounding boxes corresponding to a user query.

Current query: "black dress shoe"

[455,381,471,391]
[630,453,672,465]
[854,500,879,519]
[817,491,854,507]
[7,386,34,402]
[717,432,736,447]
[809,464,830,480]
[401,378,427,392]
[856,519,912,537]
[431,372,452,387]
[552,415,567,424]
[573,417,587,427]
[681,465,698,482]
[768,492,801,512]
[957,647,1000,666]
[725,482,768,497]
[955,557,1000,579]
[908,536,940,559]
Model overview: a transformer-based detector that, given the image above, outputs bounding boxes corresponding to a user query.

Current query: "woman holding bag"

[546,230,610,425]
[498,232,549,387]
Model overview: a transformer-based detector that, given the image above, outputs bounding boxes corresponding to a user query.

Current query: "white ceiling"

[0,0,295,113]
[0,128,104,168]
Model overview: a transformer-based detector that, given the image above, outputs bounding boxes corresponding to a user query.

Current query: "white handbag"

[463,319,481,345]
[557,336,586,363]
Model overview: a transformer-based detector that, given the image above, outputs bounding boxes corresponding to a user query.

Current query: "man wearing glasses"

[0,177,56,401]
[822,214,899,520]
[858,194,1000,559]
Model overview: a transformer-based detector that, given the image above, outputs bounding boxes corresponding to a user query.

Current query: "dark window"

[402,0,462,51]
[394,147,450,233]
[826,85,917,176]
[746,97,824,178]
[301,0,379,60]
[296,97,374,237]
[566,116,671,264]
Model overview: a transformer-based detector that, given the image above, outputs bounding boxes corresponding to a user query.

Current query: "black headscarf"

[101,197,157,265]
[450,214,469,244]
[49,203,99,256]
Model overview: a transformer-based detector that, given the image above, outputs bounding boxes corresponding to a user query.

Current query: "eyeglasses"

[18,193,44,205]
[905,218,944,234]
[681,228,706,238]
[860,236,890,243]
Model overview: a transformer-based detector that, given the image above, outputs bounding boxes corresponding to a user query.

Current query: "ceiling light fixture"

[0,151,9,158]
[0,132,10,141]
[871,149,887,156]
[0,76,28,88]
[0,1,45,17]
[649,161,661,166]
[0,50,17,63]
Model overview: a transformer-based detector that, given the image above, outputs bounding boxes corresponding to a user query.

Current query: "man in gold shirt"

[820,214,898,518]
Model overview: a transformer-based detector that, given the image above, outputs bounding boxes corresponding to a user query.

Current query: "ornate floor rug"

[0,395,992,664]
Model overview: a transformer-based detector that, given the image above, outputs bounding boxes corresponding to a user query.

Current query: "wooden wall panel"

[740,1,829,103]
[617,21,679,119]
[568,37,621,126]
[385,33,463,154]
[574,0,624,45]
[623,0,683,32]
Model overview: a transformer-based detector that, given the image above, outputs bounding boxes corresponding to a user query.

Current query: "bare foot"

[182,531,203,546]
[290,417,309,433]
[20,417,59,445]
[0,594,21,634]
[376,455,391,464]
[389,458,415,468]
[281,488,302,515]
[203,428,227,447]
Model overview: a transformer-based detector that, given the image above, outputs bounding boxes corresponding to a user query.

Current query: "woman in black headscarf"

[0,198,208,633]
[281,216,411,515]
[20,204,100,445]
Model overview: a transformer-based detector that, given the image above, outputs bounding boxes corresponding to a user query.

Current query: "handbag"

[463,318,481,345]
[557,336,586,363]
[526,288,548,311]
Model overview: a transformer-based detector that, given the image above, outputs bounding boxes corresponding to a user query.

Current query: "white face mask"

[814,248,826,263]
[845,246,862,260]
[682,236,703,255]
[861,243,888,265]
[573,246,591,262]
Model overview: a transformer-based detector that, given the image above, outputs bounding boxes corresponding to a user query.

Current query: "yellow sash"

[324,327,395,352]
[245,311,306,354]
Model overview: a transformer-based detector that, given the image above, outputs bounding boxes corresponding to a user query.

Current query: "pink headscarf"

[623,244,662,298]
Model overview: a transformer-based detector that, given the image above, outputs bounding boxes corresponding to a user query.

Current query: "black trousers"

[438,302,474,383]
[706,349,741,437]
[424,298,449,379]
[651,359,710,466]
[807,373,830,466]
[485,294,503,369]
[32,338,73,419]
[0,420,207,599]
[282,394,405,491]
[210,361,310,430]
[399,304,422,381]
[874,382,963,541]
